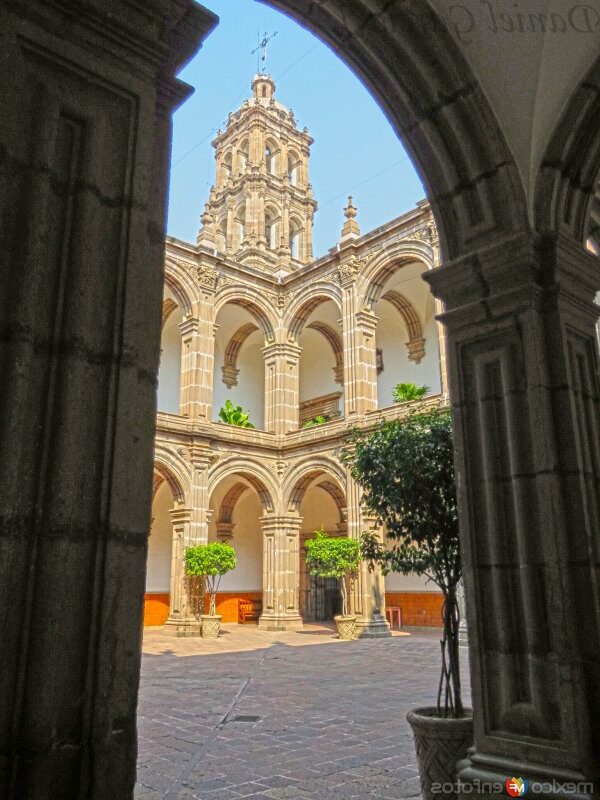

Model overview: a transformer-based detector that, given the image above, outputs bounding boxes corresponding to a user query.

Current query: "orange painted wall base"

[144,590,443,627]
[143,591,262,626]
[144,593,170,626]
[385,591,444,627]
[204,591,262,623]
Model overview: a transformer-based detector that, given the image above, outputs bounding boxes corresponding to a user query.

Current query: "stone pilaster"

[0,1,216,795]
[346,473,390,638]
[178,272,217,419]
[263,342,302,434]
[425,232,600,795]
[164,453,212,636]
[258,515,303,631]
[339,260,379,415]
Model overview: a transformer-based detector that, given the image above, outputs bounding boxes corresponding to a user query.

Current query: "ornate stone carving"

[412,221,437,244]
[197,264,219,291]
[265,289,298,311]
[337,253,376,286]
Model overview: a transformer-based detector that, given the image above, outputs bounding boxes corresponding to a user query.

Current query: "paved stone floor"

[135,624,470,800]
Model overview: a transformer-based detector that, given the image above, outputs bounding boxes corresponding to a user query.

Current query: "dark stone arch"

[259,0,528,258]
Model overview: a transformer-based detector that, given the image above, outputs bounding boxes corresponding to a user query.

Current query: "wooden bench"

[238,598,262,624]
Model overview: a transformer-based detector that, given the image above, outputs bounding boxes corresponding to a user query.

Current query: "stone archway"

[2,2,600,798]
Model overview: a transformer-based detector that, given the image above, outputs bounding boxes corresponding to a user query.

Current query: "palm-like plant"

[218,399,254,428]
[392,382,430,403]
[303,415,328,428]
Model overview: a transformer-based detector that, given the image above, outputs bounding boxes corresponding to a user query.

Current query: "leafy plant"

[185,542,237,616]
[343,405,464,718]
[392,382,430,403]
[218,399,254,428]
[304,528,360,617]
[303,415,329,428]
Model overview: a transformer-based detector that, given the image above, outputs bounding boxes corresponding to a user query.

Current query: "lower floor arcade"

[146,426,443,633]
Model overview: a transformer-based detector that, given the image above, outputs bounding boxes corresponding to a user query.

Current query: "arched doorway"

[157,289,185,414]
[207,475,264,622]
[212,301,269,430]
[286,467,347,622]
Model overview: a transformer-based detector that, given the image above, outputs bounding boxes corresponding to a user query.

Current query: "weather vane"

[252,30,278,73]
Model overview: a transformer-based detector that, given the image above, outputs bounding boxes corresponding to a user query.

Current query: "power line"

[318,155,412,210]
[171,41,321,171]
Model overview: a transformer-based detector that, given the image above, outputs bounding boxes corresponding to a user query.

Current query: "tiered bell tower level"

[197,75,317,272]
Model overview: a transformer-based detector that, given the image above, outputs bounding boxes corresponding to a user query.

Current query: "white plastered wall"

[213,304,265,430]
[208,478,263,591]
[300,483,341,537]
[299,301,344,416]
[375,264,441,408]
[157,286,183,414]
[146,480,173,592]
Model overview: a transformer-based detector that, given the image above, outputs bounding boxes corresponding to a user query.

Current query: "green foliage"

[343,406,465,717]
[305,528,360,616]
[218,399,254,428]
[185,542,237,577]
[303,415,328,428]
[185,542,237,616]
[392,382,431,403]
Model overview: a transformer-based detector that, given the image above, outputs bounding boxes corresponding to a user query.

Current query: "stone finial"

[341,196,360,241]
[197,202,215,247]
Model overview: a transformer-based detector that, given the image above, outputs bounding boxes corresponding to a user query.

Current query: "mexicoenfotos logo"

[506,777,529,797]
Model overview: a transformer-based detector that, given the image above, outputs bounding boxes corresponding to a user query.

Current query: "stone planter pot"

[200,614,222,639]
[334,614,356,640]
[406,707,473,800]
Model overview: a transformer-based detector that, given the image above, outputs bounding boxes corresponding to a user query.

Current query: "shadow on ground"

[136,626,470,800]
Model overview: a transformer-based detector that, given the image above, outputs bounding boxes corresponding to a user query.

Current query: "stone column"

[179,269,217,419]
[339,262,379,415]
[346,474,390,638]
[257,192,266,246]
[279,200,291,255]
[0,2,215,796]
[249,122,264,168]
[259,515,303,631]
[431,237,451,396]
[164,454,212,636]
[425,233,600,795]
[226,200,235,252]
[263,342,302,434]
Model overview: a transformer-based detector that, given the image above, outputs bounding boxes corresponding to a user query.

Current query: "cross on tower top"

[251,31,278,73]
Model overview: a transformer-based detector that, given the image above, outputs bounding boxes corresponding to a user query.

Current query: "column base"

[257,613,304,632]
[457,752,597,799]
[163,616,202,637]
[354,614,391,638]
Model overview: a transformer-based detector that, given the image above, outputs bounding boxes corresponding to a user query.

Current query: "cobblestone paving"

[135,624,470,800]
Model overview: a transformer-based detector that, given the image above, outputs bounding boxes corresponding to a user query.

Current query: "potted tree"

[344,401,472,799]
[184,542,236,639]
[304,528,360,640]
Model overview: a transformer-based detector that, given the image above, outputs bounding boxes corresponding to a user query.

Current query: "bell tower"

[197,74,317,272]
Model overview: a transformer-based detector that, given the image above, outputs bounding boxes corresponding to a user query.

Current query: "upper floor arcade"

[157,199,446,444]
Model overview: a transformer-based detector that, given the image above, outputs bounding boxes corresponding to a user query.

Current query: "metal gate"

[303,575,341,621]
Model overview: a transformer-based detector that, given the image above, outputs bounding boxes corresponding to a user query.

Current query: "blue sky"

[168,0,425,257]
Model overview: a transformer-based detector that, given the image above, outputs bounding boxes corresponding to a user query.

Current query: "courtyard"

[135,625,470,800]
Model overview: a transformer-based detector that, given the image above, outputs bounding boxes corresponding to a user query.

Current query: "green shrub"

[185,542,237,616]
[218,399,254,428]
[392,382,430,403]
[303,415,328,428]
[304,528,360,617]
